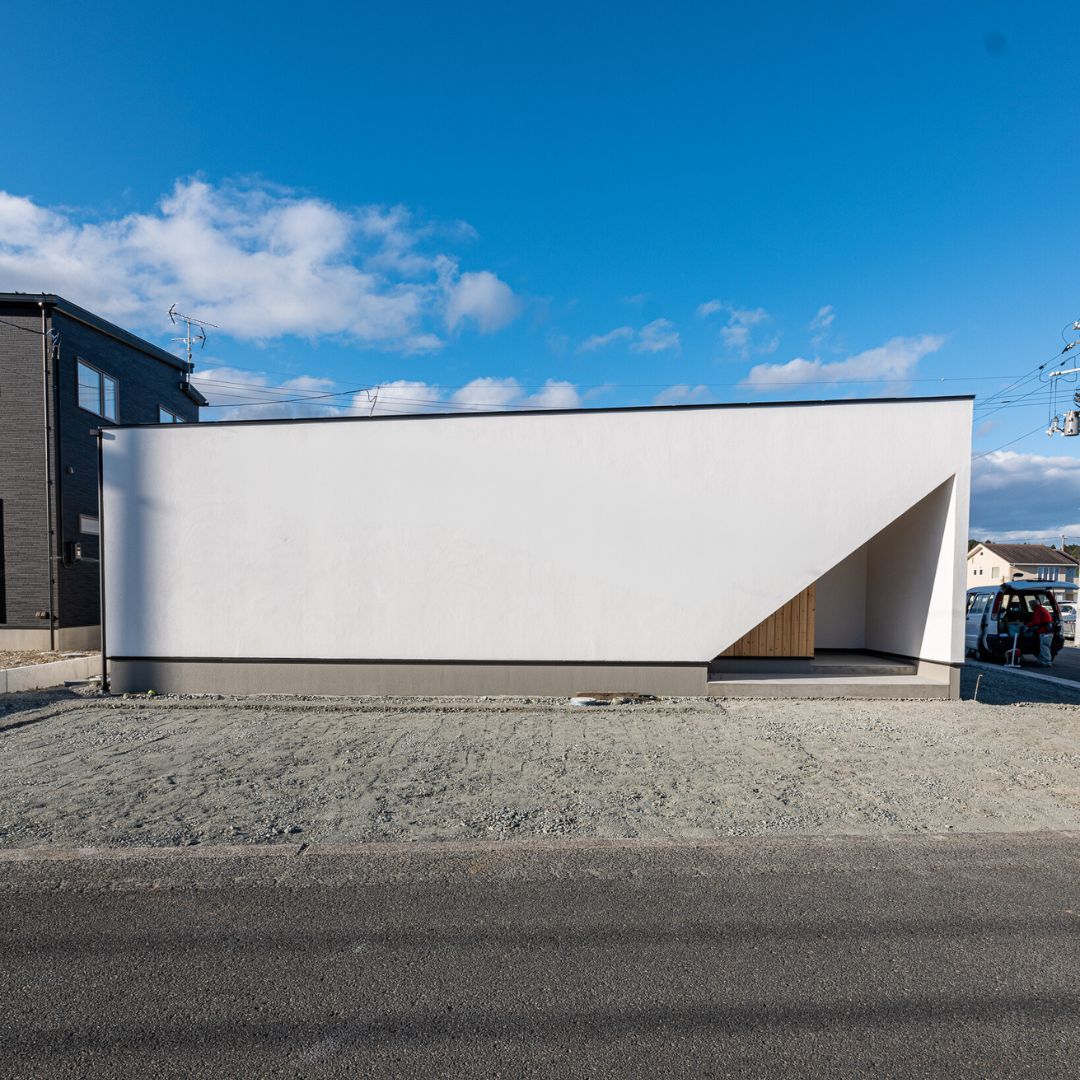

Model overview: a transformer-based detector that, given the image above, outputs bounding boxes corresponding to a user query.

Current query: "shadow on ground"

[0,688,84,732]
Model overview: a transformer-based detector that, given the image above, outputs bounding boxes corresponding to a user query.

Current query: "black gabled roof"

[183,381,209,407]
[0,292,189,374]
[0,292,207,407]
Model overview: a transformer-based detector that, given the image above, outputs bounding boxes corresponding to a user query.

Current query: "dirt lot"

[1,667,1079,849]
[0,650,92,670]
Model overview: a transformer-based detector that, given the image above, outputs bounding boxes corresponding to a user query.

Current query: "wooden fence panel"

[718,583,816,658]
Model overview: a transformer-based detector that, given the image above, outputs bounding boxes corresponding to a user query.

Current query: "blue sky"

[3,1,1080,537]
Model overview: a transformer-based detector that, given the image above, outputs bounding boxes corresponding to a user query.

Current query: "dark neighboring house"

[0,293,206,651]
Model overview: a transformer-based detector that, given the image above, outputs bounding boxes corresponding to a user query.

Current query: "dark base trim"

[109,654,961,699]
[109,659,710,697]
[108,655,704,668]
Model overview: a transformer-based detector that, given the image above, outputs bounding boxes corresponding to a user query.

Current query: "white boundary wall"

[102,398,972,666]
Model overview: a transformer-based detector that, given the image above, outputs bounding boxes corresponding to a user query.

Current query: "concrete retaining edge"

[0,655,99,694]
[1,832,1077,892]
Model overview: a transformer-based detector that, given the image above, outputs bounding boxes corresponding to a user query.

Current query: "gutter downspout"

[39,299,56,651]
[94,428,108,694]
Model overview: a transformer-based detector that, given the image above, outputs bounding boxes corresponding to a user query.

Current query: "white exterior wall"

[814,545,868,649]
[865,479,966,660]
[102,398,972,665]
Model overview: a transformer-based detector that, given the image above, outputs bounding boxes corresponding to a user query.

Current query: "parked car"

[965,582,1065,662]
[1057,600,1077,642]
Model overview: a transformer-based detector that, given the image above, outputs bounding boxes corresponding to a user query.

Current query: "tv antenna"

[168,304,218,373]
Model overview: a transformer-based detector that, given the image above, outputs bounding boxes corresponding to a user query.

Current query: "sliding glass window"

[76,360,118,422]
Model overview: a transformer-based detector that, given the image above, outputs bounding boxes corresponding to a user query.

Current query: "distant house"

[0,293,206,651]
[966,542,1079,589]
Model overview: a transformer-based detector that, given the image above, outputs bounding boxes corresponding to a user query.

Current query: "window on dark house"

[77,360,118,421]
[158,407,184,423]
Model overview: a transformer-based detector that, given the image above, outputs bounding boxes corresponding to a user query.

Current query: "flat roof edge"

[108,393,975,431]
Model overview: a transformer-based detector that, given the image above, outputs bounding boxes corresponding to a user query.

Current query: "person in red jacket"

[1026,601,1054,666]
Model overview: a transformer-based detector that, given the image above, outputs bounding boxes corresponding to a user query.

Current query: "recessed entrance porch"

[707,649,956,698]
[704,479,961,699]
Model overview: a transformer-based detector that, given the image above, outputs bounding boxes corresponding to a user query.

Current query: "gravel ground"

[1,666,1079,849]
[0,650,93,670]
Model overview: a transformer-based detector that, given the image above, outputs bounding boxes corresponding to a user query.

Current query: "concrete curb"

[0,655,98,694]
[965,659,1080,692]
[1,832,1078,892]
[4,831,1078,861]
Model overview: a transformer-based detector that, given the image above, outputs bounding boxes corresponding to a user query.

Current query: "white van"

[965,582,1064,662]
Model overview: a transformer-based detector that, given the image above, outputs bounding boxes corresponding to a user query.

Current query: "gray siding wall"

[0,305,51,628]
[51,309,199,629]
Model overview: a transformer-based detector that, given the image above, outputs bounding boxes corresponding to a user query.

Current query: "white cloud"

[400,333,445,355]
[720,306,770,355]
[451,376,523,410]
[654,384,709,406]
[0,179,520,351]
[971,449,1080,538]
[809,304,835,334]
[193,369,582,420]
[633,318,680,353]
[443,268,522,334]
[974,527,1080,544]
[194,366,342,420]
[583,383,616,401]
[355,380,444,416]
[578,326,634,352]
[742,334,945,390]
[546,329,570,354]
[699,301,773,355]
[525,380,581,409]
[359,378,581,415]
[578,319,680,354]
[448,376,581,411]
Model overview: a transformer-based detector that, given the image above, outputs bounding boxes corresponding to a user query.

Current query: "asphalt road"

[2,834,1079,1079]
[1048,642,1080,683]
[969,641,1080,688]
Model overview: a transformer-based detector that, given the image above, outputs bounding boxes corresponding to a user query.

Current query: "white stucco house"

[100,395,972,698]
[966,542,1078,588]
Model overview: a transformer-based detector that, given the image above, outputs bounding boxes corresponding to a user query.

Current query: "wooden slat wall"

[719,583,816,658]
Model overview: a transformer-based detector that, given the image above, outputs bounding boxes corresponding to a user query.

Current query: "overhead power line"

[972,422,1048,460]
[191,371,1027,397]
[0,315,49,336]
[184,316,1080,456]
[192,372,1037,414]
